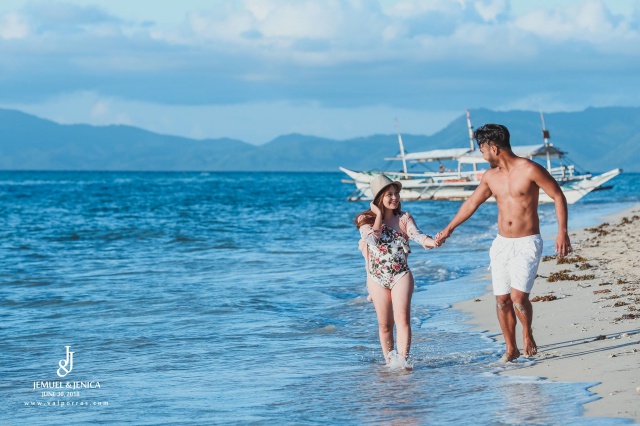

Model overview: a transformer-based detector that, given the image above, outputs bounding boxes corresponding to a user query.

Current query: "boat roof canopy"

[386,144,567,164]
[458,144,567,164]
[385,148,472,162]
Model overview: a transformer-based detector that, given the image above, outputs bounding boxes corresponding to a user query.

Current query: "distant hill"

[0,109,254,171]
[0,107,638,172]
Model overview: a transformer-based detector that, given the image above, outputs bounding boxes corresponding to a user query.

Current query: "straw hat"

[370,174,402,201]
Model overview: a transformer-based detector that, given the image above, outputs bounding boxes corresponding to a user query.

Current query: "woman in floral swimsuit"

[355,175,439,366]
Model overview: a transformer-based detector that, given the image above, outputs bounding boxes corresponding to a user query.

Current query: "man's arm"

[530,163,572,257]
[436,176,493,244]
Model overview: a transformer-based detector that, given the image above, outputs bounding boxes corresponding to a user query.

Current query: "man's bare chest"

[489,176,536,199]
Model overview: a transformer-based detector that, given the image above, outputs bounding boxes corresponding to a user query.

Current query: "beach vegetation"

[531,295,557,302]
[586,223,610,236]
[613,313,638,321]
[620,215,639,225]
[547,270,595,282]
[556,255,587,265]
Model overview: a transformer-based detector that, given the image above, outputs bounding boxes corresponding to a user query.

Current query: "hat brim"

[373,181,402,202]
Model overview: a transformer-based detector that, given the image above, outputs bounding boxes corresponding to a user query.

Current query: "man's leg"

[495,294,521,362]
[508,235,542,357]
[510,289,537,357]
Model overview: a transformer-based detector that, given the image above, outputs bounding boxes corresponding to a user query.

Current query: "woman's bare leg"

[367,278,394,363]
[391,273,414,360]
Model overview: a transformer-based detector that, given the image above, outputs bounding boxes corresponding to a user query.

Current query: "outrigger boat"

[340,110,622,204]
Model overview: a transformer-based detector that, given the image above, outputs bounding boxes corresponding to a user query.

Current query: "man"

[436,124,571,362]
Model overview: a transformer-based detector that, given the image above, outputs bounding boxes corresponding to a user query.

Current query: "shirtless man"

[436,124,571,362]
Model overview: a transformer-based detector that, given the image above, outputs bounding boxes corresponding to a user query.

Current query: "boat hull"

[340,167,622,204]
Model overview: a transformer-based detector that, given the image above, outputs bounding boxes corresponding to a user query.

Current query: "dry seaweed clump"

[587,223,610,236]
[620,215,639,225]
[557,255,588,265]
[547,270,596,282]
[613,313,638,322]
[542,254,592,264]
[531,295,557,302]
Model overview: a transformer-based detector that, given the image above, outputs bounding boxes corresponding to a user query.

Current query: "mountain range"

[1,107,638,172]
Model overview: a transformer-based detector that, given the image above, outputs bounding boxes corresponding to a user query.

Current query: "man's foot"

[523,336,537,357]
[498,349,521,363]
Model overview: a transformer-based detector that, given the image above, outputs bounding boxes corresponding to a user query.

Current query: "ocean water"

[1,171,638,425]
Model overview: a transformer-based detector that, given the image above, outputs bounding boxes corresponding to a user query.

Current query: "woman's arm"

[403,213,439,249]
[359,222,380,245]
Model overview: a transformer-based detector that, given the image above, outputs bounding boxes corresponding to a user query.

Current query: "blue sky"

[0,0,638,144]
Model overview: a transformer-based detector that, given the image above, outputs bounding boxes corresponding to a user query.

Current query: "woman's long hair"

[354,184,402,229]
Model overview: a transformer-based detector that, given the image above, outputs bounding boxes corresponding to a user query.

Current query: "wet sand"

[456,205,640,422]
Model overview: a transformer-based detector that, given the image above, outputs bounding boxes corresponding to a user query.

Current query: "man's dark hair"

[474,124,511,150]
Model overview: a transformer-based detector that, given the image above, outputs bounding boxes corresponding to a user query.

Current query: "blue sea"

[1,171,638,425]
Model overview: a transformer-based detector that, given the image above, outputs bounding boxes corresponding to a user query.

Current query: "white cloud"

[513,0,640,50]
[187,6,254,43]
[473,0,507,22]
[6,0,635,70]
[0,12,29,39]
[181,0,389,63]
[249,0,341,39]
[0,0,639,140]
[385,0,464,19]
[90,99,109,118]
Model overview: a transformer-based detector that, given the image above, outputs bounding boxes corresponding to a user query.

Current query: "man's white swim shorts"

[489,234,543,295]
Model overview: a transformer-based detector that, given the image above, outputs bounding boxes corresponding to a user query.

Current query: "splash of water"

[387,350,414,371]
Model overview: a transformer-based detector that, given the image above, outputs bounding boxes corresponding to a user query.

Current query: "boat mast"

[466,108,477,172]
[395,118,409,178]
[540,111,551,170]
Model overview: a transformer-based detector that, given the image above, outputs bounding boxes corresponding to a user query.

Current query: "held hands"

[435,228,452,246]
[422,236,441,250]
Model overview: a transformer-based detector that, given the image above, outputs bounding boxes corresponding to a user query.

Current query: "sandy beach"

[456,205,640,422]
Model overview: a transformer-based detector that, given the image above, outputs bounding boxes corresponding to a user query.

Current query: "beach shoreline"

[455,204,640,423]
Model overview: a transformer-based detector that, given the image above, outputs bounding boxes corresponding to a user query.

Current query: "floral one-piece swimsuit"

[367,224,411,288]
[359,212,430,289]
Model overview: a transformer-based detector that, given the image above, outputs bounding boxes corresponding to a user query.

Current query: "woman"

[355,175,439,367]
